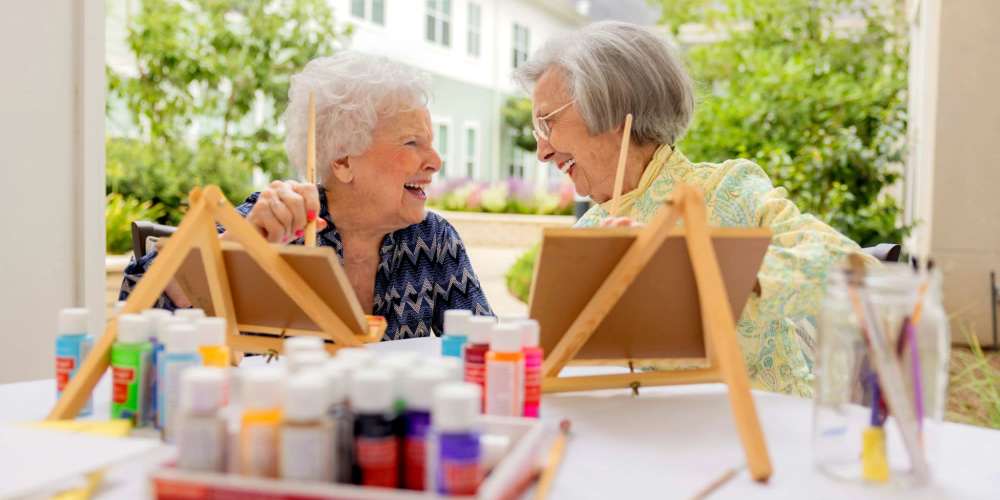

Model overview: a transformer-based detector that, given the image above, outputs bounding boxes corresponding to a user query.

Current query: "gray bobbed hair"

[284,52,430,182]
[514,21,694,145]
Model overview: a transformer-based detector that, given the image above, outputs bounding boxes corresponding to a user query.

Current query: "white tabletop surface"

[2,336,997,499]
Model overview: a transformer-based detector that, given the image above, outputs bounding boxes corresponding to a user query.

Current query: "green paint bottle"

[111,313,154,425]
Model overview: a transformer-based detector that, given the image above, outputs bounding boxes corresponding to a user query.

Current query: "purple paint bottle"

[433,383,482,496]
[401,366,448,490]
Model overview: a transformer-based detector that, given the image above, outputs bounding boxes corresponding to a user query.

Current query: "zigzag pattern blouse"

[119,187,493,340]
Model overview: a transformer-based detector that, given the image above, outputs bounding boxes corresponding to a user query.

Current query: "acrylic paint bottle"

[159,323,203,442]
[280,371,335,482]
[174,307,206,323]
[402,366,449,490]
[430,356,465,383]
[111,314,153,425]
[289,350,330,374]
[485,324,525,417]
[433,382,482,496]
[195,317,230,368]
[176,367,227,472]
[285,335,325,357]
[240,368,284,478]
[463,316,495,410]
[55,308,94,416]
[324,360,353,483]
[442,309,472,358]
[520,319,543,418]
[350,368,399,488]
[142,308,173,428]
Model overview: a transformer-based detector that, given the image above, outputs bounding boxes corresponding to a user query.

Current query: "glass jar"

[812,262,949,486]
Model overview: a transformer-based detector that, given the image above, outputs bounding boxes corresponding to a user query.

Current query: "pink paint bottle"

[520,320,543,418]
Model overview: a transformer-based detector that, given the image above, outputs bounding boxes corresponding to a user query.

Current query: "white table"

[2,337,997,499]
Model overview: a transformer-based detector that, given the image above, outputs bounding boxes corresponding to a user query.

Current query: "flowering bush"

[427,177,575,216]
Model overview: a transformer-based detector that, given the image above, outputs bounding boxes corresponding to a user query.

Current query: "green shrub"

[504,245,539,304]
[105,193,167,255]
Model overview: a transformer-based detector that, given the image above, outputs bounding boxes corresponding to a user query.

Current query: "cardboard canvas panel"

[528,227,770,360]
[172,241,368,338]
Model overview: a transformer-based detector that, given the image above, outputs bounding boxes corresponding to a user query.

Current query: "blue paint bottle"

[441,310,472,358]
[56,308,93,416]
[142,308,173,428]
[158,323,202,441]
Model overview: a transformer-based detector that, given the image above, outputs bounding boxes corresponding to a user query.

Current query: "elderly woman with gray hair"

[121,52,492,340]
[516,21,872,396]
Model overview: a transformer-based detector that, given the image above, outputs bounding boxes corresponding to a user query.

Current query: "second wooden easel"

[539,184,773,482]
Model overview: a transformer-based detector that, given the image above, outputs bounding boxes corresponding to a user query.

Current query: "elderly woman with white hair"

[515,21,873,396]
[121,52,493,340]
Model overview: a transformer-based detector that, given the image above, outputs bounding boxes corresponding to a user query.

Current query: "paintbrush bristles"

[609,113,633,218]
[305,91,318,247]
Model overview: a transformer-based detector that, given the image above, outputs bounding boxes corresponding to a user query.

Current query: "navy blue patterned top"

[119,187,493,340]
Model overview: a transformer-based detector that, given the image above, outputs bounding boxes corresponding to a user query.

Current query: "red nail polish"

[306,210,317,222]
[295,229,304,238]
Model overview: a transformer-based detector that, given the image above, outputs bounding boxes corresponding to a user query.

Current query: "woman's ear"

[329,156,354,184]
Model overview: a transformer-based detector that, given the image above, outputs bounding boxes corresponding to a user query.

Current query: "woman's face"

[532,69,623,203]
[335,107,441,231]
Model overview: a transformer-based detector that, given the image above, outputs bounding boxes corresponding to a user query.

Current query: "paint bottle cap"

[519,320,540,348]
[285,371,330,422]
[335,347,375,366]
[466,316,496,345]
[323,360,349,405]
[141,309,172,336]
[499,314,528,324]
[403,366,449,411]
[242,367,284,410]
[490,324,523,353]
[284,336,324,356]
[165,323,200,353]
[444,310,473,336]
[117,314,153,343]
[58,308,89,335]
[350,368,394,414]
[426,356,464,382]
[180,366,226,414]
[288,350,329,373]
[374,356,412,402]
[174,308,206,322]
[195,317,227,346]
[433,382,481,432]
[382,351,421,366]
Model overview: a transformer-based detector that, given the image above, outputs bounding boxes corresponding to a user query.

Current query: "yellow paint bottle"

[195,317,231,368]
[239,368,283,477]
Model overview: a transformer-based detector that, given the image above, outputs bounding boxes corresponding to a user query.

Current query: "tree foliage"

[655,0,910,246]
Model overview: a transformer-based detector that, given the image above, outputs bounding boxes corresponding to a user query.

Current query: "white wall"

[0,2,105,383]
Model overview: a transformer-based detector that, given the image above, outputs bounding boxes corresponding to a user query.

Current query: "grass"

[946,332,1000,429]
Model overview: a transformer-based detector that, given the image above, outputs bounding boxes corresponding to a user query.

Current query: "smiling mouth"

[557,158,576,175]
[404,182,428,200]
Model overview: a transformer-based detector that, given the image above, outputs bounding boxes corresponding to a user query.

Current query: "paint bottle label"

[464,343,489,409]
[110,342,152,424]
[161,354,202,442]
[55,334,93,416]
[354,414,398,488]
[485,359,520,416]
[240,420,280,477]
[280,423,334,482]
[437,432,481,495]
[523,347,543,418]
[177,415,226,472]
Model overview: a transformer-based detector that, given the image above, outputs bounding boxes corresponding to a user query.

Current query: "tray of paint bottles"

[146,312,549,499]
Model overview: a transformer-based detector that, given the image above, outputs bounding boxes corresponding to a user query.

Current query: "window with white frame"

[351,0,385,25]
[467,3,481,57]
[512,23,530,69]
[434,120,451,175]
[463,123,480,179]
[507,129,526,178]
[426,0,452,47]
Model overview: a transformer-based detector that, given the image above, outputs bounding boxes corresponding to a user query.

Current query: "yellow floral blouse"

[576,144,873,396]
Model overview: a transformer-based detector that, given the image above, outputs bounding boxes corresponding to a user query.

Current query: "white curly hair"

[284,52,431,182]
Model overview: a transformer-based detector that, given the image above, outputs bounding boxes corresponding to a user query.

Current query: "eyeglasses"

[531,100,574,142]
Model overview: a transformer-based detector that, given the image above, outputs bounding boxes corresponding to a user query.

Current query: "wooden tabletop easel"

[534,184,774,482]
[48,185,373,420]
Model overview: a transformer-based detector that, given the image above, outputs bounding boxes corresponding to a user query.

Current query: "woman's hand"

[600,216,642,228]
[236,180,326,243]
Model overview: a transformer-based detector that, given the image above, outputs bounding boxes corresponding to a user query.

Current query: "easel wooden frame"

[49,185,374,420]
[539,184,773,482]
